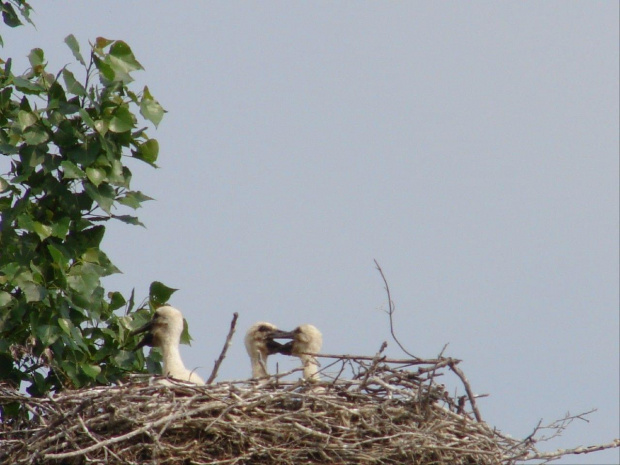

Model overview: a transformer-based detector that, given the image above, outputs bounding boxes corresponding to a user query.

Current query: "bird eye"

[258,325,270,332]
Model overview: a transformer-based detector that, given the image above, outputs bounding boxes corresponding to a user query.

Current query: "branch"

[524,438,620,462]
[314,353,456,365]
[359,341,388,390]
[206,312,238,384]
[374,259,418,359]
[448,361,482,422]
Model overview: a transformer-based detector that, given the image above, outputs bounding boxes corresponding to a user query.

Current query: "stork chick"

[244,322,294,379]
[280,324,323,381]
[132,305,205,385]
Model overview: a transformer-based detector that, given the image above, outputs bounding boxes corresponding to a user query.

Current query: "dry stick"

[525,439,620,461]
[374,259,419,360]
[206,312,239,384]
[448,361,482,423]
[420,343,449,404]
[315,353,431,363]
[359,341,388,390]
[537,409,597,442]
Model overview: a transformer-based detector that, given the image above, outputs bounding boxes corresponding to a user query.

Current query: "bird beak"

[270,329,295,340]
[274,340,294,356]
[130,320,154,351]
[131,319,153,336]
[266,329,294,356]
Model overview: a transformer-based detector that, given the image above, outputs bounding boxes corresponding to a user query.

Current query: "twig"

[523,438,620,461]
[314,353,456,366]
[359,341,388,390]
[374,259,419,359]
[448,361,482,422]
[206,313,239,384]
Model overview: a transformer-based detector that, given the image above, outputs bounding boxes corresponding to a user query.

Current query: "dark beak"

[274,340,294,356]
[270,329,295,340]
[131,320,154,351]
[266,329,295,356]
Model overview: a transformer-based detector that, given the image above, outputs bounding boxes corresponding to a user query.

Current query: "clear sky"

[4,2,619,464]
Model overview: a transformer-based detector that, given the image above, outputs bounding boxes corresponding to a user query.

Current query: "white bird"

[132,305,205,385]
[244,322,294,379]
[280,324,323,381]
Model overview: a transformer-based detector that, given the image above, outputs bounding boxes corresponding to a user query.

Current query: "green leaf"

[180,319,192,345]
[108,106,134,133]
[0,291,14,308]
[28,48,45,68]
[33,222,52,240]
[17,110,37,129]
[140,86,165,127]
[78,108,96,130]
[93,55,115,83]
[62,69,86,97]
[0,143,19,154]
[64,34,86,65]
[13,76,45,93]
[61,160,86,179]
[67,142,99,167]
[134,139,158,166]
[86,167,106,186]
[47,244,69,268]
[95,37,114,50]
[51,217,71,239]
[118,190,153,209]
[113,215,145,227]
[58,317,72,335]
[108,291,126,311]
[94,120,108,135]
[109,40,143,72]
[113,350,136,367]
[67,266,100,295]
[149,281,178,307]
[2,4,22,27]
[84,182,114,214]
[126,288,136,313]
[23,126,49,145]
[17,213,35,232]
[22,282,46,302]
[82,364,101,379]
[19,145,45,169]
[36,325,60,345]
[106,159,126,186]
[146,350,162,374]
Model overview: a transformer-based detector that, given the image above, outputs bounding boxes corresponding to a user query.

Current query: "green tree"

[0,21,175,396]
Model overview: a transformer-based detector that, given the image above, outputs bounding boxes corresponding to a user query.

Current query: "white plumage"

[244,322,293,379]
[132,305,205,385]
[286,324,323,381]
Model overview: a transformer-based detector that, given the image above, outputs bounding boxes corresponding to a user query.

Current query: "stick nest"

[0,355,616,465]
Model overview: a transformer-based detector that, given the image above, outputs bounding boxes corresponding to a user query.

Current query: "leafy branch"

[0,29,169,398]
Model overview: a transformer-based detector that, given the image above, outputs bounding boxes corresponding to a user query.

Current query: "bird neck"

[160,341,187,378]
[250,351,269,378]
[300,354,320,381]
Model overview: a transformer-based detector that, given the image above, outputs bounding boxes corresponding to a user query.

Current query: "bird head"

[131,305,185,350]
[244,322,295,360]
[280,324,323,356]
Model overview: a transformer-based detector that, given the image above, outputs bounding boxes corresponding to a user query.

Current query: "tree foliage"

[0,25,173,396]
[0,0,33,47]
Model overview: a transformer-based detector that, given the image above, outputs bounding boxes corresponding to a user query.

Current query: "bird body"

[132,306,205,385]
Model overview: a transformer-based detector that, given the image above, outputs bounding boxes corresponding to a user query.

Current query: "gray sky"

[5,2,619,463]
